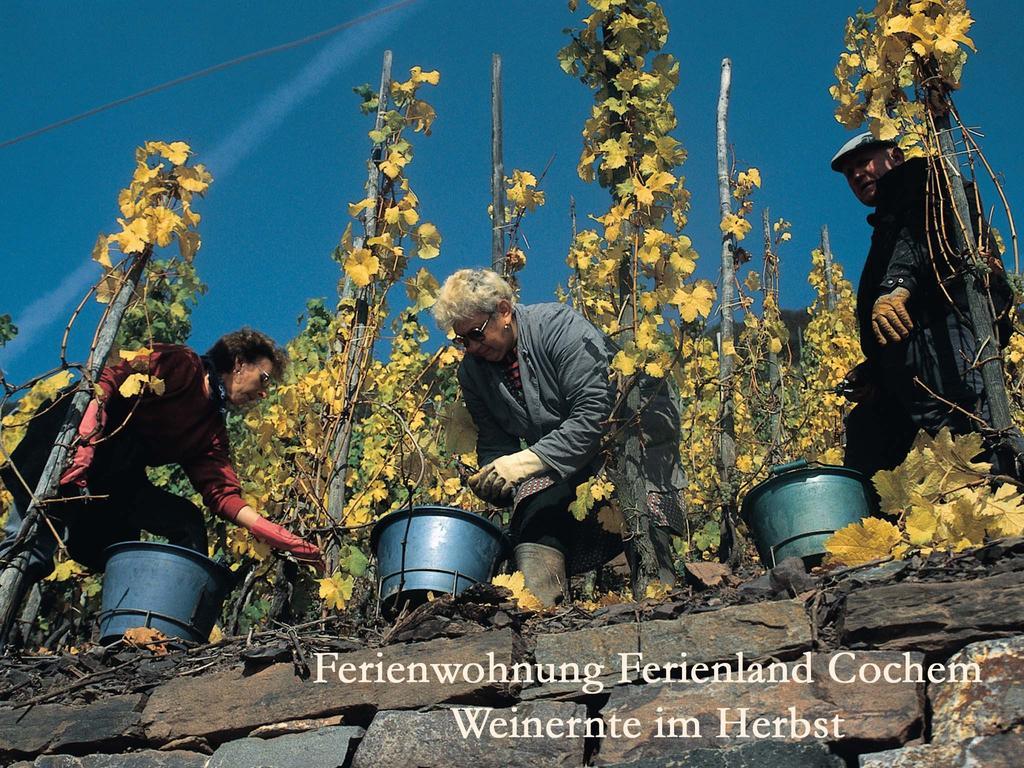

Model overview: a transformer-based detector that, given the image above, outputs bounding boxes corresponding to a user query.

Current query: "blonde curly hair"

[432,269,516,330]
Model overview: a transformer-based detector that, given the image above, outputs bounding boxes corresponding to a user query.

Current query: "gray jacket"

[458,302,684,492]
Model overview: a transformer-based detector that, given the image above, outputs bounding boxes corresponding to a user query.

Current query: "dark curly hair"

[205,328,287,379]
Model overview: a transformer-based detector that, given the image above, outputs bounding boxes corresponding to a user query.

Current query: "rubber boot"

[514,543,567,606]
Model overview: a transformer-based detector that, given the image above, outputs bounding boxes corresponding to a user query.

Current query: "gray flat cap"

[830,131,896,172]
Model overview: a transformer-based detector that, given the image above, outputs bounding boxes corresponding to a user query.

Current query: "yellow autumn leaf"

[645,170,676,193]
[119,347,152,366]
[598,134,630,170]
[344,248,380,287]
[145,140,191,166]
[644,361,665,377]
[348,197,376,218]
[177,230,201,262]
[46,559,86,582]
[95,273,120,304]
[146,206,182,248]
[174,164,213,194]
[118,373,148,398]
[932,11,975,54]
[611,349,637,377]
[672,281,715,323]
[208,625,223,644]
[591,477,615,501]
[92,234,112,269]
[940,490,996,551]
[415,223,441,260]
[872,117,901,142]
[491,571,543,612]
[644,581,673,601]
[111,217,151,254]
[905,504,939,546]
[769,337,783,354]
[319,572,355,611]
[409,66,441,85]
[720,212,751,240]
[923,428,991,491]
[825,517,905,566]
[117,373,164,398]
[988,483,1024,538]
[507,169,546,212]
[633,176,654,206]
[163,140,191,165]
[406,268,439,312]
[737,168,761,188]
[379,149,408,179]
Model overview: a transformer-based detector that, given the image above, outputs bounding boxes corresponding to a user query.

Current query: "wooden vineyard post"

[490,53,507,275]
[0,252,150,648]
[762,209,784,464]
[928,105,1024,462]
[325,50,394,569]
[820,224,837,311]
[715,58,740,565]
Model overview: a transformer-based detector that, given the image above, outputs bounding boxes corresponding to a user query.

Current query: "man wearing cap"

[831,132,1015,478]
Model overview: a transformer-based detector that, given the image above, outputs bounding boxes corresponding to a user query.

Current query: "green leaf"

[340,545,369,578]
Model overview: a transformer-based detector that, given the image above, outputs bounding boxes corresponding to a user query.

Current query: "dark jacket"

[856,157,1013,419]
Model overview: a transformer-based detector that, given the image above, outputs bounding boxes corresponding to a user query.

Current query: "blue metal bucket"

[98,542,234,644]
[370,506,512,610]
[740,460,877,567]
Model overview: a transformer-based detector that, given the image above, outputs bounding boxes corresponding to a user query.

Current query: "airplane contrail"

[1,3,410,373]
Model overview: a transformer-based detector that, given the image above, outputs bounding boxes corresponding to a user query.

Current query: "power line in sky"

[0,0,420,151]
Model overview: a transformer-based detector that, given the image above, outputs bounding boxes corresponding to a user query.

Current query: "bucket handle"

[768,459,809,475]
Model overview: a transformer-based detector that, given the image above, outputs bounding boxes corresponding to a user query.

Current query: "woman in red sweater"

[1,328,323,578]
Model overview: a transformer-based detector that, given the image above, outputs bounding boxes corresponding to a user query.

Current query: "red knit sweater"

[96,344,247,522]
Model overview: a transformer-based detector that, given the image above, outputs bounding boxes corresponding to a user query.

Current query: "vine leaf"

[825,517,906,566]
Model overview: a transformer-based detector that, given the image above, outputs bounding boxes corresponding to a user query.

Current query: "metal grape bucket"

[740,460,877,567]
[371,505,512,613]
[98,541,234,644]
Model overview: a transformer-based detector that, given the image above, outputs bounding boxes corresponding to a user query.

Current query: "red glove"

[60,399,103,488]
[249,516,325,574]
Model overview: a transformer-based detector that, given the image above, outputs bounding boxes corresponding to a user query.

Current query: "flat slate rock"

[591,651,924,766]
[208,725,365,768]
[527,600,811,699]
[601,739,845,767]
[929,634,1024,743]
[858,731,1024,767]
[350,702,586,768]
[842,569,1024,655]
[142,628,518,743]
[0,694,143,760]
[10,750,207,768]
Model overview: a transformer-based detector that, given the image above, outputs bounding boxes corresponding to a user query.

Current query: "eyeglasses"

[256,365,273,389]
[452,314,493,348]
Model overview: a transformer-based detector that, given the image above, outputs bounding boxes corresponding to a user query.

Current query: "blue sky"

[1,1,1021,386]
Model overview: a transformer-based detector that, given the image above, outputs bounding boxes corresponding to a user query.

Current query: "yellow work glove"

[469,449,549,504]
[871,287,912,346]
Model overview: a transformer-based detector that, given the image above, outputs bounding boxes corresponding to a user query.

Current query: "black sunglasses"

[452,313,493,348]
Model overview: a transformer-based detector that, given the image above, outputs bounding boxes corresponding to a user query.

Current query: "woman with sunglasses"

[0,328,324,587]
[434,269,685,606]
